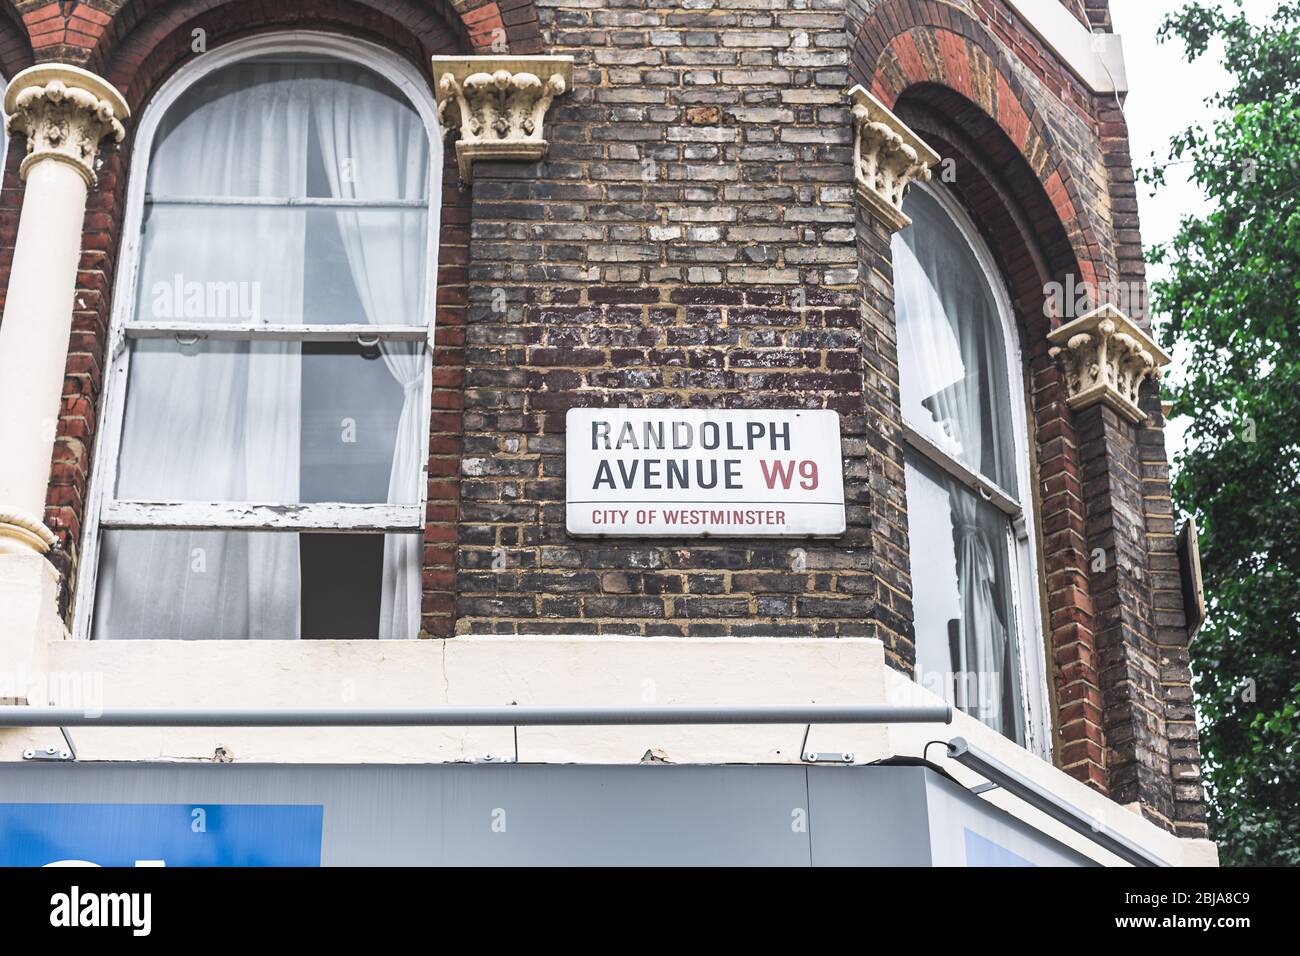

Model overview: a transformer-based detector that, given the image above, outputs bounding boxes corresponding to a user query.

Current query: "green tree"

[1146,0,1300,866]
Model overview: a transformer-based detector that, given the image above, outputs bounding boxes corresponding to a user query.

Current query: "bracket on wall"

[431,55,574,181]
[800,723,854,764]
[22,727,77,762]
[847,85,940,232]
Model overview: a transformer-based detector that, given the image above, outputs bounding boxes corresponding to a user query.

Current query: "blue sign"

[0,803,323,867]
[964,828,1036,867]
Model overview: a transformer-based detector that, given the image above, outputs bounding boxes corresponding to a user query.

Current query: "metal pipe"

[0,703,952,728]
[946,736,1168,867]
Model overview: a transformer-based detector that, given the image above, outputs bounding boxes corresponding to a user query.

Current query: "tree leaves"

[1151,0,1300,867]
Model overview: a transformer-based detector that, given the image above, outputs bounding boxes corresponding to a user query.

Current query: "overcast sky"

[1108,0,1278,463]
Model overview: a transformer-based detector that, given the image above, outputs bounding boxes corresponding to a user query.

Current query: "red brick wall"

[427,168,470,638]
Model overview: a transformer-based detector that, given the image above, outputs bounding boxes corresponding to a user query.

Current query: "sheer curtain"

[96,58,428,641]
[310,66,427,641]
[894,191,1015,491]
[96,64,313,639]
[893,187,1022,740]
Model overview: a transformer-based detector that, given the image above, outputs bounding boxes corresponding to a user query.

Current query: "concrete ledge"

[1,635,1216,866]
[8,636,889,766]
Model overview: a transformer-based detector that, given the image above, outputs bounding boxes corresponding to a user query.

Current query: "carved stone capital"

[0,507,58,555]
[4,64,129,188]
[847,86,940,232]
[1047,305,1171,424]
[431,56,574,181]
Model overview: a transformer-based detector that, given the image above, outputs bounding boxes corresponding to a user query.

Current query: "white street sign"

[565,408,846,537]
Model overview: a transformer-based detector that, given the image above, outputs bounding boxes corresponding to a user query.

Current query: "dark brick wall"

[456,0,904,645]
[1078,397,1175,824]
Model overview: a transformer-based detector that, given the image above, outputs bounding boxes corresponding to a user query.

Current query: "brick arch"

[851,0,1110,792]
[97,0,468,111]
[851,0,1110,289]
[448,0,544,55]
[16,0,542,71]
[894,84,1080,342]
[0,1,34,78]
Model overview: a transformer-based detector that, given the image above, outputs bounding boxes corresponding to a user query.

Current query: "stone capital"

[4,64,129,187]
[1048,304,1172,424]
[847,86,940,232]
[431,55,574,181]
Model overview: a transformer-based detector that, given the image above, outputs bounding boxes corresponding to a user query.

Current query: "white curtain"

[892,188,1023,741]
[310,65,427,641]
[97,63,313,640]
[96,59,428,641]
[894,190,1015,490]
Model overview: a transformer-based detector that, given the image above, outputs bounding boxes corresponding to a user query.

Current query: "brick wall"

[458,1,897,645]
[0,0,1207,833]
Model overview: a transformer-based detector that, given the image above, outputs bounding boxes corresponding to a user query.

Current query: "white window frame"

[72,31,444,641]
[900,181,1052,759]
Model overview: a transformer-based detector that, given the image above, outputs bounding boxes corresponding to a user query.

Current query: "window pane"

[92,530,413,640]
[136,205,428,326]
[115,340,422,505]
[149,58,427,201]
[138,56,429,327]
[892,188,1018,495]
[905,453,1026,744]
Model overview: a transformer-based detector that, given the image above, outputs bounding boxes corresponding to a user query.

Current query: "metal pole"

[946,736,1168,867]
[0,704,952,728]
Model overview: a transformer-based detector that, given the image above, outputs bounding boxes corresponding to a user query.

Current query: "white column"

[0,65,128,555]
[0,66,127,710]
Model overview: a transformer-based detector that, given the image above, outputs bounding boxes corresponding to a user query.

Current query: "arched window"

[893,184,1047,750]
[77,35,442,642]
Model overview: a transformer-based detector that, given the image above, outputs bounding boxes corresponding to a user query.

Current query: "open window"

[893,184,1049,752]
[77,36,442,641]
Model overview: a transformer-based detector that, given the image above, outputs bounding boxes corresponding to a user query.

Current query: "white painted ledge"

[0,635,1216,866]
[1003,0,1127,95]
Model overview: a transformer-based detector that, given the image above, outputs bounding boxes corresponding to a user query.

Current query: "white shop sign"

[565,408,846,537]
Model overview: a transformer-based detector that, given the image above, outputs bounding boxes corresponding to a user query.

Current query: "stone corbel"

[1048,304,1171,424]
[4,64,129,187]
[431,55,574,181]
[847,85,940,232]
